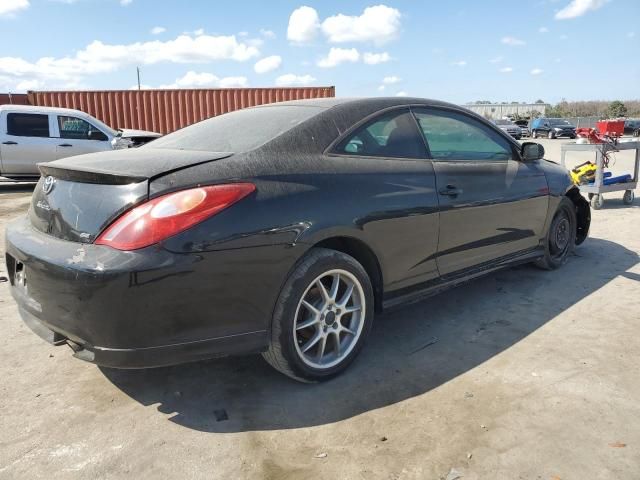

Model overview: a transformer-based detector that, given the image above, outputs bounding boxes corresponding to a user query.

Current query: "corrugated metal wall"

[0,93,29,105]
[27,87,335,134]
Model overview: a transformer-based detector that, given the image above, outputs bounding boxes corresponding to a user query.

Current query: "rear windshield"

[148,105,322,153]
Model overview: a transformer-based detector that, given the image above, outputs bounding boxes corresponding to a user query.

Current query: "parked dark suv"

[624,119,640,137]
[530,118,576,139]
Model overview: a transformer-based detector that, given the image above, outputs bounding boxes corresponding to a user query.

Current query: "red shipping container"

[27,87,336,134]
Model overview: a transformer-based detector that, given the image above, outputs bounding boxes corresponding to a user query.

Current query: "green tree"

[607,100,628,118]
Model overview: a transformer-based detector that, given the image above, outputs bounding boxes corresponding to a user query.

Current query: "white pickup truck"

[0,105,161,180]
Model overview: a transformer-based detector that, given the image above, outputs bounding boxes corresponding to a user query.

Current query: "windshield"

[148,105,323,153]
[494,119,514,126]
[548,119,572,126]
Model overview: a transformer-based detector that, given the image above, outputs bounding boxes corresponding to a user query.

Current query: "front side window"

[414,109,513,161]
[7,113,50,138]
[58,116,107,140]
[335,110,427,159]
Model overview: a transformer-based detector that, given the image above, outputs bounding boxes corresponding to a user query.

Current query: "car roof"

[252,96,459,111]
[0,104,91,117]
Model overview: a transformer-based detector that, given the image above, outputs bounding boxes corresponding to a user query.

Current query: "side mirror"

[88,129,107,141]
[521,142,545,161]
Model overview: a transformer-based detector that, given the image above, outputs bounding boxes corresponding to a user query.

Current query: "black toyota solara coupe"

[5,97,591,382]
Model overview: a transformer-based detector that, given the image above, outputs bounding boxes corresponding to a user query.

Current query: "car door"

[54,115,111,159]
[329,107,440,292]
[0,112,58,176]
[413,107,549,277]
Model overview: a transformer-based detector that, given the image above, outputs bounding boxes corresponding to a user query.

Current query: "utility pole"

[137,67,141,90]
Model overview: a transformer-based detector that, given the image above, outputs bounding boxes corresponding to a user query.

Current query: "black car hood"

[39,148,233,184]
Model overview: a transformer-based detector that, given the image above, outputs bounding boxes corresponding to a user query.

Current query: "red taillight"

[95,183,255,250]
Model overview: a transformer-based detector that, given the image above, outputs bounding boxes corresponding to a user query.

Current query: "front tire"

[263,248,374,382]
[535,197,577,270]
[548,130,555,139]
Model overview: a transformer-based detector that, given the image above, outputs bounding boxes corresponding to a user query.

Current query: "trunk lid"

[30,148,232,243]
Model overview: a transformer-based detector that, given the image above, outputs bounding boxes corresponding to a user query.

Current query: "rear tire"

[535,197,577,270]
[262,248,374,382]
[548,130,555,139]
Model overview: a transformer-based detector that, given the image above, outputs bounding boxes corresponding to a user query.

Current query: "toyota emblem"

[43,176,56,195]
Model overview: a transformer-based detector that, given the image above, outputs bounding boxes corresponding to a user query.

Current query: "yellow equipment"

[570,161,597,185]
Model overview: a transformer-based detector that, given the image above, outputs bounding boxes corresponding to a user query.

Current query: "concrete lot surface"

[1,139,639,479]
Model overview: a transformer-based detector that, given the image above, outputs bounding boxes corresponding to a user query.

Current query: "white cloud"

[15,78,43,91]
[451,60,467,67]
[489,56,503,63]
[0,0,29,16]
[150,26,166,35]
[382,75,401,84]
[500,67,513,73]
[120,0,132,5]
[530,68,544,75]
[555,0,609,20]
[260,29,276,39]
[0,33,259,90]
[395,91,408,97]
[559,34,569,40]
[159,71,248,89]
[238,31,249,37]
[501,36,526,46]
[275,73,316,86]
[363,52,390,64]
[628,32,636,38]
[377,85,385,91]
[317,47,360,68]
[321,5,401,45]
[193,28,204,36]
[539,26,549,33]
[254,55,282,74]
[287,6,320,44]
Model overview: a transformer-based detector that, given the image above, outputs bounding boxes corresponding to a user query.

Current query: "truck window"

[7,113,50,138]
[58,115,107,140]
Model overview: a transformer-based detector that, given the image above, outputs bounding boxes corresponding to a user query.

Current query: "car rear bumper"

[5,216,298,368]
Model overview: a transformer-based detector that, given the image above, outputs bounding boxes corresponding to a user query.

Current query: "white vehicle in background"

[0,105,161,180]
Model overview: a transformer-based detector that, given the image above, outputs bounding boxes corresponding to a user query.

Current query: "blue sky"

[0,0,638,104]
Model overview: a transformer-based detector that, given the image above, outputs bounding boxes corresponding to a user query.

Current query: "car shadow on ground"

[101,237,638,433]
[0,182,37,193]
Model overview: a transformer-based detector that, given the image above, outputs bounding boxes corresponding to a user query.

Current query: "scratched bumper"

[4,215,274,368]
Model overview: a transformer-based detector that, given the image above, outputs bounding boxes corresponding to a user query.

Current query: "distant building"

[463,102,549,119]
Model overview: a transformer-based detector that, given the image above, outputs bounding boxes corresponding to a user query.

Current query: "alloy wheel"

[293,269,366,369]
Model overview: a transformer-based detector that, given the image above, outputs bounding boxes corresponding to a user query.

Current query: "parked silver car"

[0,105,161,179]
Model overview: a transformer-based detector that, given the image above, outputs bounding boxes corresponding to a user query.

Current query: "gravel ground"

[1,138,639,479]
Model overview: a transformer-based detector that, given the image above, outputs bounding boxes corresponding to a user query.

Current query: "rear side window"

[334,110,427,159]
[7,113,50,138]
[149,105,323,153]
[414,109,513,161]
